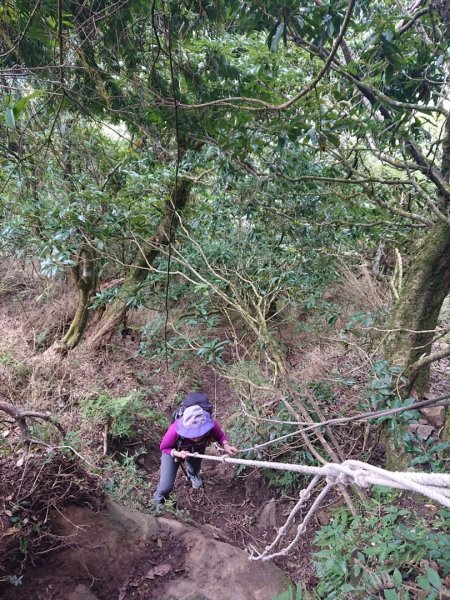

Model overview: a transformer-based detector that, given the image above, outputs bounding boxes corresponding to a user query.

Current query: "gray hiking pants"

[154,450,204,504]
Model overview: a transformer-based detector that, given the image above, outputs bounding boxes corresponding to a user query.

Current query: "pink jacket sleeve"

[160,422,179,455]
[211,421,228,446]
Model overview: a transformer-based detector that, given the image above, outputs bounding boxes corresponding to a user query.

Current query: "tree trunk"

[387,222,450,396]
[387,116,450,397]
[384,118,450,458]
[85,178,192,348]
[53,246,98,352]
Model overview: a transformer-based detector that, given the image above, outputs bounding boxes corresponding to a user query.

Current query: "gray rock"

[159,516,291,600]
[256,499,277,531]
[409,423,434,440]
[105,498,160,539]
[420,406,446,428]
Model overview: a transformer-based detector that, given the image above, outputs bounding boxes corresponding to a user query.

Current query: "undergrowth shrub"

[311,490,450,599]
[365,361,450,470]
[274,492,450,600]
[102,453,190,520]
[139,310,229,371]
[102,451,148,509]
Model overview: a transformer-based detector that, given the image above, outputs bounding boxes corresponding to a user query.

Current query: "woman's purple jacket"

[160,420,228,455]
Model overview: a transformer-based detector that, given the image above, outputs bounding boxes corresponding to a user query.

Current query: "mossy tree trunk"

[387,222,450,396]
[85,177,192,348]
[53,245,98,352]
[387,115,450,398]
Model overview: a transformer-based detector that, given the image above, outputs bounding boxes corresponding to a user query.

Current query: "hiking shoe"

[186,472,203,489]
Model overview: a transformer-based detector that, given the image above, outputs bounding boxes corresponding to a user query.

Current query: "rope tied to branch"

[186,451,450,561]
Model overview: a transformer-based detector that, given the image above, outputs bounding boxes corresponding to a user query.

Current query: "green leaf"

[277,136,286,154]
[384,590,399,600]
[426,567,441,590]
[382,39,402,69]
[384,64,394,87]
[428,442,450,453]
[13,91,44,119]
[325,132,340,147]
[46,15,57,29]
[346,60,359,75]
[4,107,16,129]
[392,569,402,588]
[269,21,285,52]
[293,16,305,32]
[417,574,431,591]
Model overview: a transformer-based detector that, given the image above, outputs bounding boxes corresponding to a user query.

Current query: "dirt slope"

[1,499,292,600]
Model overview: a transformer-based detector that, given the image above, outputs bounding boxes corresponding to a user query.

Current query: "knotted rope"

[186,452,450,561]
[187,453,450,507]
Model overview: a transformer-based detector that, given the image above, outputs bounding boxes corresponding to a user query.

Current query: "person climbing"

[154,394,238,505]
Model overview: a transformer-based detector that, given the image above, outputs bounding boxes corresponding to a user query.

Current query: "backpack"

[172,392,213,422]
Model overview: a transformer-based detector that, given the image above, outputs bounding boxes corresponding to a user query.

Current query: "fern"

[272,582,306,600]
[311,490,450,599]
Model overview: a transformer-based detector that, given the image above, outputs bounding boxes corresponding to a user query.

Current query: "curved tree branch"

[411,344,450,377]
[176,0,356,112]
[0,401,66,446]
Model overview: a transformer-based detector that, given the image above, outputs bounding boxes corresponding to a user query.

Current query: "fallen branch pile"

[0,449,104,579]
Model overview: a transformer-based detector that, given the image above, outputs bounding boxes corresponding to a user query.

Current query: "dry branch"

[0,401,66,446]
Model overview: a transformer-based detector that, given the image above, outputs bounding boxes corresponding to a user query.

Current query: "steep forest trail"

[1,259,449,598]
[0,260,321,596]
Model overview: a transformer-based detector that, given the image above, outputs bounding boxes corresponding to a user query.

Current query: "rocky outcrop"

[1,499,292,600]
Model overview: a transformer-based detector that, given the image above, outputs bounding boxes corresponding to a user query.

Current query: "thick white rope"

[253,481,334,561]
[187,451,450,560]
[187,452,450,508]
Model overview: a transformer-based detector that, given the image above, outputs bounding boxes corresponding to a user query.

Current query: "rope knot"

[324,465,344,486]
[299,489,309,501]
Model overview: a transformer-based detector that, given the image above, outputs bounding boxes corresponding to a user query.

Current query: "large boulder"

[155,515,289,600]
